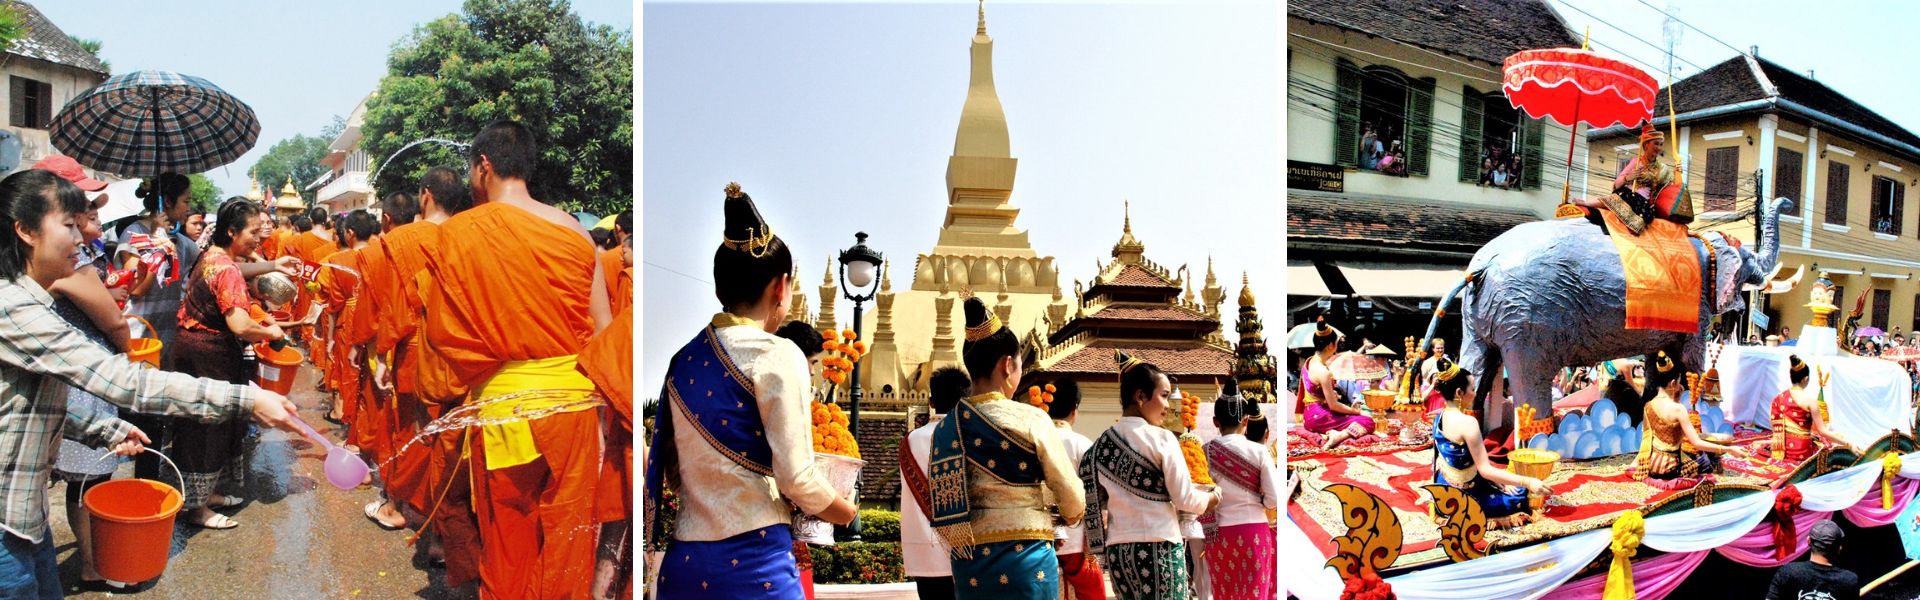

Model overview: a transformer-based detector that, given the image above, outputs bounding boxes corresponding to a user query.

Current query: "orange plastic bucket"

[83,450,183,583]
[256,342,304,396]
[125,317,161,368]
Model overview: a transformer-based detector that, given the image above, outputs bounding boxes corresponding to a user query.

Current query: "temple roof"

[1287,0,1578,67]
[1041,339,1234,378]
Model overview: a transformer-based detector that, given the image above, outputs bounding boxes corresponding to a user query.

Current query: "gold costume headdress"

[1114,350,1146,377]
[720,182,777,257]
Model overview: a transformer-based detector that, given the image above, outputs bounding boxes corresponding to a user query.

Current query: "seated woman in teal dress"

[1429,357,1552,527]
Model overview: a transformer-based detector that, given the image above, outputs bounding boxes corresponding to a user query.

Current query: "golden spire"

[953,0,1009,159]
[823,255,835,286]
[1113,198,1144,260]
[1239,271,1256,306]
[880,260,892,293]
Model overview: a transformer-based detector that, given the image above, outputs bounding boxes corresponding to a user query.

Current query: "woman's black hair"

[713,183,793,311]
[1245,414,1270,444]
[928,366,971,414]
[1117,351,1167,409]
[134,173,191,215]
[0,170,85,280]
[961,296,1018,381]
[1047,379,1081,421]
[1431,356,1473,402]
[1641,350,1686,403]
[1788,355,1811,386]
[210,198,262,248]
[1312,316,1339,352]
[1213,378,1251,429]
[774,320,824,358]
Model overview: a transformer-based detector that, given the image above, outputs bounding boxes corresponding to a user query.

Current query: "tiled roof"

[1083,304,1214,324]
[6,2,108,76]
[1045,340,1234,378]
[1288,0,1578,66]
[1643,55,1920,157]
[1287,190,1538,253]
[1107,264,1176,289]
[853,416,909,501]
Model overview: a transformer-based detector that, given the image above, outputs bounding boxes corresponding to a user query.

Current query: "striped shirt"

[0,275,255,542]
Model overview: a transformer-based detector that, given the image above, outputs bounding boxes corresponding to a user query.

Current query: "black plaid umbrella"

[48,70,260,176]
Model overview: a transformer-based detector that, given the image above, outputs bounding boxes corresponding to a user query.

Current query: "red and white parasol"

[1503,47,1661,206]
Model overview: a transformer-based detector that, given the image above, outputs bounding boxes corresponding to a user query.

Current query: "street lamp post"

[837,232,883,541]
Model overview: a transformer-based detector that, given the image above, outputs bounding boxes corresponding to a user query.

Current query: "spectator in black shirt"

[1767,519,1858,600]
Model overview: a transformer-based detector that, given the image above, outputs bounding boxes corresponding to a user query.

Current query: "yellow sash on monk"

[473,355,601,470]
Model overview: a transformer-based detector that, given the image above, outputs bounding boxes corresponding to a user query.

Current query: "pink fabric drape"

[1842,477,1919,527]
[1543,550,1708,600]
[1716,510,1832,567]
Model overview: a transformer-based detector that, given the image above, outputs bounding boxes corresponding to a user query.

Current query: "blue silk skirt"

[950,539,1060,600]
[656,524,804,599]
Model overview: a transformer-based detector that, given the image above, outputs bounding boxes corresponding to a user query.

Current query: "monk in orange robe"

[318,211,376,448]
[418,122,611,599]
[578,306,630,599]
[286,209,340,385]
[367,167,482,584]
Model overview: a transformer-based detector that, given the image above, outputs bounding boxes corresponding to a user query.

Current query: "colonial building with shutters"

[1285,0,1580,347]
[1587,49,1920,338]
[0,1,108,174]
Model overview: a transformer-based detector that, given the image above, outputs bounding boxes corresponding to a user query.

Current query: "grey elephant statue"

[1420,196,1793,423]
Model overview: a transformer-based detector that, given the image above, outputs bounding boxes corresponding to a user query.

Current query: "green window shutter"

[8,77,22,129]
[1458,87,1483,183]
[1406,78,1435,177]
[1521,118,1545,189]
[1333,59,1361,168]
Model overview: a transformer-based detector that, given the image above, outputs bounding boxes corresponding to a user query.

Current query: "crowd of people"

[1477,142,1525,190]
[1356,122,1406,176]
[646,185,1281,600]
[0,121,635,599]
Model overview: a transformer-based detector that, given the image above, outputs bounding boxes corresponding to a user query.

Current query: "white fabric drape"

[1285,451,1920,599]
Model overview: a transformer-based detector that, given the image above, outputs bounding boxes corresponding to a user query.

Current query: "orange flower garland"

[1173,388,1212,483]
[1027,383,1056,411]
[811,401,860,458]
[812,329,864,459]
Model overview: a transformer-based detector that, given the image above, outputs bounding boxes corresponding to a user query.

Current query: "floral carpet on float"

[1287,433,1797,565]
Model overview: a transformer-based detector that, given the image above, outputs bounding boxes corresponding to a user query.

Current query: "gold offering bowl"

[1362,390,1398,433]
[1508,448,1560,482]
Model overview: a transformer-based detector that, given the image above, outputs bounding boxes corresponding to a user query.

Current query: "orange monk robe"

[261,228,289,260]
[318,248,366,446]
[577,307,630,525]
[376,221,482,586]
[343,239,398,462]
[597,248,622,309]
[287,231,339,373]
[419,202,598,599]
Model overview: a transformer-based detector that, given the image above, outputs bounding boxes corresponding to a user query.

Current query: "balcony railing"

[316,170,371,209]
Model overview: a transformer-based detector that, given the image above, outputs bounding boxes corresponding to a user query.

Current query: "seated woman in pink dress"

[1760,355,1857,464]
[1302,319,1374,449]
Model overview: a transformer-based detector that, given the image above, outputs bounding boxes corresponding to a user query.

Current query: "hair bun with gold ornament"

[1432,356,1464,383]
[720,182,776,256]
[962,296,1003,342]
[1652,350,1679,375]
[1114,350,1145,376]
[1789,354,1810,376]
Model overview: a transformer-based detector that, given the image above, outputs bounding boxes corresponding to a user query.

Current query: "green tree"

[249,133,333,207]
[361,0,632,216]
[67,35,109,74]
[0,4,24,50]
[187,174,221,213]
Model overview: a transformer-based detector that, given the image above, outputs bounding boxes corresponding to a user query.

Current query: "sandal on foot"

[76,579,128,593]
[210,496,246,509]
[365,501,406,531]
[190,512,239,529]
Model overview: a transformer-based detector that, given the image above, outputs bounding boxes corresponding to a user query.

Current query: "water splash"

[368,138,470,189]
[374,390,608,473]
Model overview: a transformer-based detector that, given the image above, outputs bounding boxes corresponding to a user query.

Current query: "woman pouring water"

[0,170,300,599]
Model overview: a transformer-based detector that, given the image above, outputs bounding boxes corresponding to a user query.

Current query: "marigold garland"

[1181,432,1213,485]
[1027,383,1056,411]
[811,401,860,459]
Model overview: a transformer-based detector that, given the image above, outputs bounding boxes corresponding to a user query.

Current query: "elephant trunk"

[1753,196,1791,280]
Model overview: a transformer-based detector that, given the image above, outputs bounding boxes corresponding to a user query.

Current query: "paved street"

[51,357,473,599]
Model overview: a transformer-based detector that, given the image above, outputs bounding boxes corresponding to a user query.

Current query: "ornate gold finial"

[1123,198,1132,233]
[977,0,986,35]
[880,260,892,293]
[824,255,835,286]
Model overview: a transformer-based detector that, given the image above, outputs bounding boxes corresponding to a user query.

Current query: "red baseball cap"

[30,155,107,192]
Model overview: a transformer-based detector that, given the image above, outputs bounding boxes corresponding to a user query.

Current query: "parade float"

[1285,41,1920,600]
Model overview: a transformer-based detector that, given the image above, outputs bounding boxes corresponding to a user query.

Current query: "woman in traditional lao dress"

[1203,381,1281,600]
[1636,350,1747,484]
[1082,352,1220,600]
[645,183,856,598]
[1429,357,1551,527]
[932,296,1085,600]
[1762,355,1858,463]
[1302,319,1373,449]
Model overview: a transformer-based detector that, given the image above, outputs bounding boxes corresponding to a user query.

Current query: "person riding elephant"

[1573,123,1694,235]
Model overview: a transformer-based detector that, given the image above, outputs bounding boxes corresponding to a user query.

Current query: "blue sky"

[35,0,630,195]
[642,0,1280,385]
[1549,0,1920,136]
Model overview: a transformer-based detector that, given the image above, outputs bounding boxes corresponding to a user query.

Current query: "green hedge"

[807,541,905,584]
[855,508,901,542]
